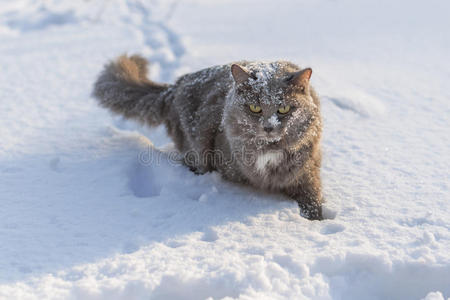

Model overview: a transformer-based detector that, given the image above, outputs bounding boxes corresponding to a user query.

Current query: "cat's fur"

[93,55,323,220]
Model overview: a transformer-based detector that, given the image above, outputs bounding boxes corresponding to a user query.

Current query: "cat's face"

[224,62,318,151]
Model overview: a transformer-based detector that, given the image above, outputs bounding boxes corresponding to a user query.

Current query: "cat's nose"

[264,126,273,133]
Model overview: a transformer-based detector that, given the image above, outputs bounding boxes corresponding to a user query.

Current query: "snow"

[423,292,446,300]
[268,114,281,127]
[0,0,449,299]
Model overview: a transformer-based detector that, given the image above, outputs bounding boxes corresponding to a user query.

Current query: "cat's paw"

[298,203,323,221]
[188,166,208,175]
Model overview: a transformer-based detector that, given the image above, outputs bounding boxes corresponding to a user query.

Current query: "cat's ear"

[288,68,312,90]
[231,64,251,85]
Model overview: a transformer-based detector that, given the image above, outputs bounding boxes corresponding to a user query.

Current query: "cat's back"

[165,64,235,155]
[173,64,233,99]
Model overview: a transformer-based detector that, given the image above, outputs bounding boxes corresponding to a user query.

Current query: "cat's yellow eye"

[249,104,262,113]
[278,105,291,114]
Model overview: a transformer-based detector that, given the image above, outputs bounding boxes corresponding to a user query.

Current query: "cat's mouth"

[253,134,283,150]
[255,136,280,144]
[264,138,282,149]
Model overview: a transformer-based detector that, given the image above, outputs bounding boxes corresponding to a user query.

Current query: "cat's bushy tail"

[92,55,170,126]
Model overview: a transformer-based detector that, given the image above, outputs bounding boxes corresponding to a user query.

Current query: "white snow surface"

[1,0,449,299]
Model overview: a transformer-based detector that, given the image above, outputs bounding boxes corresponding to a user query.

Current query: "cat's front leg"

[285,184,323,221]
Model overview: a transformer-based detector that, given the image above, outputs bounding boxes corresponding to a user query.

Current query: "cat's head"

[223,61,319,151]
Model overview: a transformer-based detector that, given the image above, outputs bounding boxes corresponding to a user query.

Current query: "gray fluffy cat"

[93,55,323,220]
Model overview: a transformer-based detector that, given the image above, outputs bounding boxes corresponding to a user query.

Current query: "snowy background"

[0,0,449,299]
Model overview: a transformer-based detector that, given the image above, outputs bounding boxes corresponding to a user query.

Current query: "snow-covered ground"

[0,0,449,299]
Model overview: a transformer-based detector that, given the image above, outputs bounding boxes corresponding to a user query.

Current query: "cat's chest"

[254,151,284,174]
[245,150,300,189]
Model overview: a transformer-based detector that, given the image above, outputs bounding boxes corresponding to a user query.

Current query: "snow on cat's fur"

[93,55,323,219]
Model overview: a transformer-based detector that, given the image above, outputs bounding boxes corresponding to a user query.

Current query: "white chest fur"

[255,151,283,173]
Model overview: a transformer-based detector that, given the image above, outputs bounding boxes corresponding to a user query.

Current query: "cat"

[93,55,323,220]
